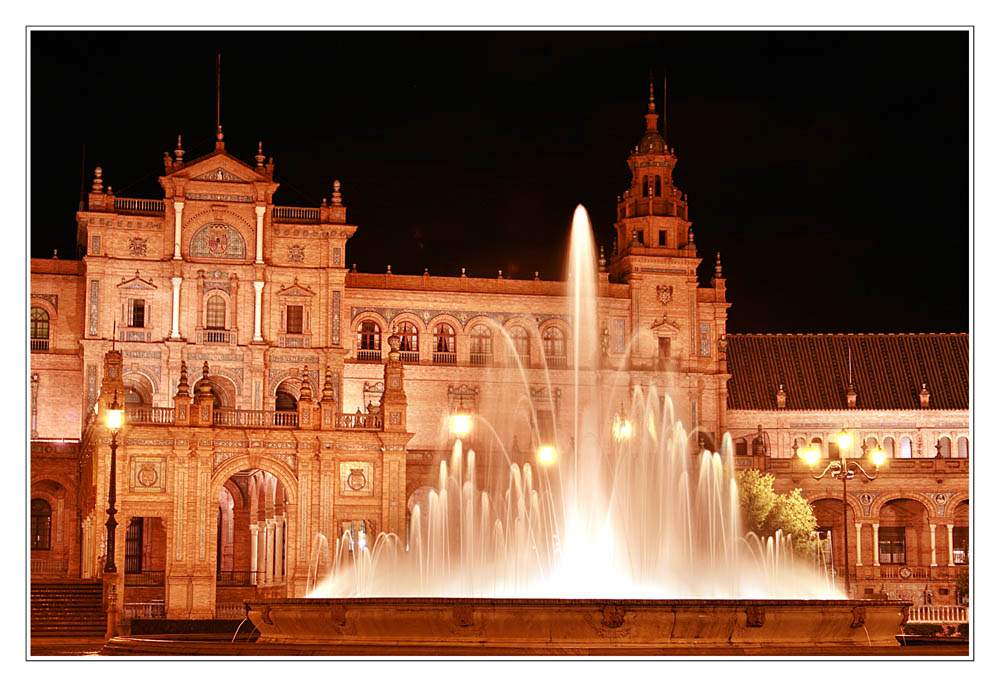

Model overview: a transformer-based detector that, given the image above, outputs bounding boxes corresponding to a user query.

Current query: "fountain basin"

[247,598,910,654]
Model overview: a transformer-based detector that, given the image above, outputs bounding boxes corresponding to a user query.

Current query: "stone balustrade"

[907,604,968,624]
[113,197,165,215]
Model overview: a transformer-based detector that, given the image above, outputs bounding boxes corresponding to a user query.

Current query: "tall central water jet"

[308,205,835,601]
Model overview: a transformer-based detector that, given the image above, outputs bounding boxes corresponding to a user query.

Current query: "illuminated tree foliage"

[736,469,818,555]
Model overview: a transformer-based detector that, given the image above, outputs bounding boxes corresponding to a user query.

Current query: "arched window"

[433,323,456,363]
[938,436,952,458]
[510,326,530,360]
[275,391,297,411]
[30,307,49,350]
[641,175,649,197]
[884,437,895,457]
[900,437,912,458]
[357,321,381,362]
[957,437,969,458]
[470,324,492,365]
[31,499,51,550]
[655,175,662,196]
[397,322,418,362]
[543,327,566,366]
[811,437,824,459]
[206,295,226,329]
[124,386,145,406]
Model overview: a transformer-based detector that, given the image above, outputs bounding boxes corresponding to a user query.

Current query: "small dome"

[637,130,667,154]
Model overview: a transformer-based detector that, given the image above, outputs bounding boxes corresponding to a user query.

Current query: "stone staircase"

[31,582,106,636]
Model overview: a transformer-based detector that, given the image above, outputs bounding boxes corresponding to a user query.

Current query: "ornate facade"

[29,89,968,622]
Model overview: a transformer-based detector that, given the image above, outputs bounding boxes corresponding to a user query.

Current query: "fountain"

[246,206,909,654]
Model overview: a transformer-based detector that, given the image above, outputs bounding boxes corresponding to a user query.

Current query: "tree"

[736,469,819,556]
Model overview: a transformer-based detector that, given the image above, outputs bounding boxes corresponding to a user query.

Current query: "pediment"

[276,280,316,297]
[117,271,157,290]
[192,167,250,184]
[650,314,681,333]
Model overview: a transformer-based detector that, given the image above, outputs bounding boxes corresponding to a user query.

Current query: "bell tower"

[609,80,696,280]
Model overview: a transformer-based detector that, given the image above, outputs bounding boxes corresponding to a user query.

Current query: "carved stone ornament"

[128,236,148,256]
[657,284,674,305]
[288,245,305,263]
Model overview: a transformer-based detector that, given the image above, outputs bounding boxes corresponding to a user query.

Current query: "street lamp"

[450,402,471,439]
[104,391,123,573]
[537,444,556,465]
[612,405,632,441]
[799,428,886,598]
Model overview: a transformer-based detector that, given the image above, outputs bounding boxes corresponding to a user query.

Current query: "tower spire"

[215,54,224,149]
[643,78,660,135]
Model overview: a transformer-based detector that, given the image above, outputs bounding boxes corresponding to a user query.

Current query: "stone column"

[170,277,183,339]
[255,206,265,264]
[854,523,863,566]
[172,201,184,259]
[249,524,258,585]
[253,281,265,342]
[256,524,267,587]
[274,516,285,582]
[872,523,880,567]
[947,524,955,567]
[264,519,275,585]
[930,523,938,567]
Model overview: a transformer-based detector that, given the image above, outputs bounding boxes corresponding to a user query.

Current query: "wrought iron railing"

[470,352,493,366]
[545,355,567,369]
[400,351,419,363]
[31,558,68,574]
[122,601,165,619]
[31,339,49,351]
[358,349,382,362]
[216,570,255,586]
[201,329,232,344]
[433,351,456,365]
[124,570,165,586]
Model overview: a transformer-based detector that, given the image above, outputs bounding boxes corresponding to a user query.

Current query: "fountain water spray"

[309,205,835,600]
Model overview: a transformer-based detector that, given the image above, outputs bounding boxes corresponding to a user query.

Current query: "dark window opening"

[655,175,662,196]
[125,518,143,573]
[658,230,667,246]
[878,526,906,565]
[31,499,51,550]
[130,299,145,328]
[953,526,969,565]
[641,175,649,197]
[275,391,298,412]
[286,305,303,334]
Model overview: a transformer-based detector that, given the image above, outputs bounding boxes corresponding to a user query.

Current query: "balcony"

[113,197,165,216]
[545,355,567,369]
[358,349,382,363]
[273,206,320,223]
[216,570,255,587]
[214,409,298,427]
[470,352,493,366]
[125,570,165,586]
[879,565,931,580]
[125,405,175,424]
[400,351,419,363]
[198,329,234,344]
[123,601,165,620]
[335,412,384,430]
[30,339,49,351]
[433,351,457,365]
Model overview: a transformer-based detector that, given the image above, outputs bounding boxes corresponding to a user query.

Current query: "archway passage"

[215,469,289,616]
[811,498,856,581]
[122,516,167,617]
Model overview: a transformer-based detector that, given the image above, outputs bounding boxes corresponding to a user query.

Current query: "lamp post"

[798,428,886,598]
[450,401,472,439]
[612,404,632,442]
[104,391,123,573]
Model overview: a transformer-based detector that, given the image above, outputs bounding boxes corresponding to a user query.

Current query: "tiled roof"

[726,333,969,411]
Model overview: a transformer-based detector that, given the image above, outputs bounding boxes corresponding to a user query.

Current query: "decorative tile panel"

[89,281,100,335]
[613,318,625,354]
[331,291,341,345]
[699,322,712,357]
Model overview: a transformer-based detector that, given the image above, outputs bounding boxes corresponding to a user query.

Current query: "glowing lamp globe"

[802,444,820,466]
[613,414,632,441]
[106,407,123,431]
[450,411,471,438]
[537,445,556,465]
[870,446,886,467]
[836,428,852,452]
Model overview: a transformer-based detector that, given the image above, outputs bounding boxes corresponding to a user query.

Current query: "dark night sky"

[29,30,969,334]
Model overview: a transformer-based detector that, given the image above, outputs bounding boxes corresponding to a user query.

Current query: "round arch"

[870,492,938,521]
[122,370,156,405]
[943,494,970,520]
[388,312,428,334]
[806,492,864,521]
[350,310,390,332]
[209,454,299,507]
